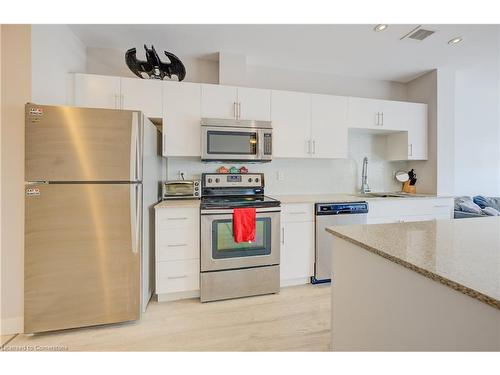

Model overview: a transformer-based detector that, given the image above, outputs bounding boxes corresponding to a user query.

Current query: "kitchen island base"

[331,237,499,351]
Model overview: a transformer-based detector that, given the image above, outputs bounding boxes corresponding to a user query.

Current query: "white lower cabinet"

[156,259,199,295]
[155,205,200,301]
[280,204,315,286]
[367,198,454,224]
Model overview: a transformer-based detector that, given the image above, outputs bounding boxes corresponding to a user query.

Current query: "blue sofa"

[454,196,500,219]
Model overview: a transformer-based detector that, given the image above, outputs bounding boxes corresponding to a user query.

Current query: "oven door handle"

[201,208,281,215]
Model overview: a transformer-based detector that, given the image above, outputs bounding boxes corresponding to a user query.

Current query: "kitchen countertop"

[326,217,500,310]
[154,199,200,209]
[272,193,450,204]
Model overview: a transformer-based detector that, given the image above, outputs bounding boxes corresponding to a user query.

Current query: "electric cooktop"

[200,195,280,209]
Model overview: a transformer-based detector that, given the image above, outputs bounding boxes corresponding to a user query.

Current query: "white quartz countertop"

[271,193,449,204]
[326,217,500,310]
[154,199,200,209]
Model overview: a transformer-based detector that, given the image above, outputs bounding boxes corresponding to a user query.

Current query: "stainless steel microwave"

[201,118,272,162]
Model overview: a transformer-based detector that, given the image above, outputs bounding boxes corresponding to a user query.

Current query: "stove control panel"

[203,173,264,188]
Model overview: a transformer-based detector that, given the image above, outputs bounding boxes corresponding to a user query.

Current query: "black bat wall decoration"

[125,45,186,81]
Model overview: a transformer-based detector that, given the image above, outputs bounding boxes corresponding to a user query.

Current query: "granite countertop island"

[327,217,500,310]
[326,217,500,351]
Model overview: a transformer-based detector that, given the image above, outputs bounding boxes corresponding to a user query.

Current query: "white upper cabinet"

[407,103,427,160]
[73,73,428,162]
[74,74,163,118]
[271,90,311,158]
[200,84,238,119]
[121,77,163,118]
[385,102,428,161]
[237,87,271,121]
[349,96,428,161]
[348,97,414,130]
[380,100,412,130]
[162,81,201,157]
[347,97,383,129]
[311,94,348,159]
[200,84,271,121]
[74,73,121,109]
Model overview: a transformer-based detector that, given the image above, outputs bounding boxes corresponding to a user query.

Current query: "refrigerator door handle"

[130,184,141,254]
[130,112,142,182]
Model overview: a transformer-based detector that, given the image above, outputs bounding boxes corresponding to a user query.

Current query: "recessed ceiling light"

[448,37,463,45]
[374,24,388,32]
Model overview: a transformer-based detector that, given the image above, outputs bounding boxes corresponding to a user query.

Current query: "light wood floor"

[1,335,16,348]
[3,284,331,351]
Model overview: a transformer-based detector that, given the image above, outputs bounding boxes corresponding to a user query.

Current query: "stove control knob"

[208,178,212,183]
[215,178,220,183]
[248,178,253,183]
[255,178,259,183]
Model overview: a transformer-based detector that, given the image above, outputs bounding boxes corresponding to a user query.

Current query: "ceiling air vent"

[401,26,436,41]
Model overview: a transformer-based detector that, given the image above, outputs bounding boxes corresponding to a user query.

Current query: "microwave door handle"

[257,130,263,160]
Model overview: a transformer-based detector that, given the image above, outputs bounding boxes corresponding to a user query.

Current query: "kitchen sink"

[353,192,414,198]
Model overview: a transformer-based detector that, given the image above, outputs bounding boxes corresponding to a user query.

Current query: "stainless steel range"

[200,173,281,302]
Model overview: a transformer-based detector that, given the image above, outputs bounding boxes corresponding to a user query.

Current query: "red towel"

[233,208,256,243]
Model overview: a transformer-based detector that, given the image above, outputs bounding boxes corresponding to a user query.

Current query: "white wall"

[31,25,87,106]
[435,69,456,197]
[246,64,407,101]
[454,51,500,196]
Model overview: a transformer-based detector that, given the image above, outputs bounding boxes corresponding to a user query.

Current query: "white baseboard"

[0,316,23,335]
[280,277,311,287]
[156,290,200,303]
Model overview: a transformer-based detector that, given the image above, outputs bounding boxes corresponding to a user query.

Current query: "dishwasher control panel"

[315,201,369,215]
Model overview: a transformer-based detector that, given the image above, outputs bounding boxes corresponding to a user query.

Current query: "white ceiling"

[69,24,499,83]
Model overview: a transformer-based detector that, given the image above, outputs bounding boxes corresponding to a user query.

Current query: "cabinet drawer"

[156,207,198,229]
[156,227,199,261]
[281,203,314,222]
[156,260,200,294]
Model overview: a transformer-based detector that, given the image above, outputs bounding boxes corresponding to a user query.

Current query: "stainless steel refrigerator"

[24,104,163,333]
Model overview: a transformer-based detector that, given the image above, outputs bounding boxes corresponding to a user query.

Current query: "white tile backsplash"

[167,133,408,195]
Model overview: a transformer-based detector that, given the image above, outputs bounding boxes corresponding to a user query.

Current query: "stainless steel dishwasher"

[312,201,369,283]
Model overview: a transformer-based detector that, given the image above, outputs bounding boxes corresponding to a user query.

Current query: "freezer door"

[24,183,142,333]
[25,104,142,182]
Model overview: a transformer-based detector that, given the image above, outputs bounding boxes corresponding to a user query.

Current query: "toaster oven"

[162,180,201,200]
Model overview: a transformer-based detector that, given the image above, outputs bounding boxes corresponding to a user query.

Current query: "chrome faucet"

[360,156,371,194]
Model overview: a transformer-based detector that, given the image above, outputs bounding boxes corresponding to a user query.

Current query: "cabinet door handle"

[238,102,242,119]
[307,140,311,154]
[312,140,316,154]
[281,227,285,244]
[233,102,237,118]
[434,205,449,208]
[167,275,188,280]
[375,112,379,126]
[167,243,188,247]
[114,94,119,109]
[167,217,189,221]
[381,112,384,126]
[288,211,307,215]
[409,143,413,156]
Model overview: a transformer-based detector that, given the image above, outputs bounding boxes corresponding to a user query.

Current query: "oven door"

[200,208,280,271]
[201,126,260,161]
